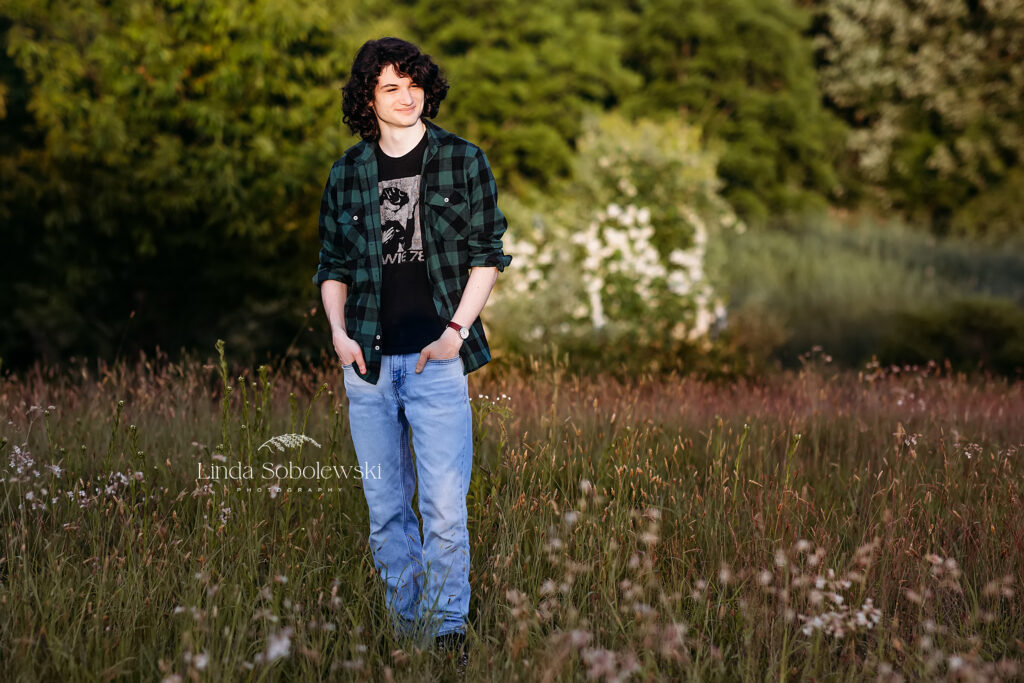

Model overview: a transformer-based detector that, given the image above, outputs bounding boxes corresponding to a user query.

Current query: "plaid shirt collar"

[346,118,446,170]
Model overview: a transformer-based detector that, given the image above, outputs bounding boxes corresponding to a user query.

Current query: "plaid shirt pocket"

[339,206,373,276]
[425,185,471,239]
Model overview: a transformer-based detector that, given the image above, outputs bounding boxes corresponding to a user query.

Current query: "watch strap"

[446,320,469,339]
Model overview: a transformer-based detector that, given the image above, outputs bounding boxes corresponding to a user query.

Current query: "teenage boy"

[312,37,511,670]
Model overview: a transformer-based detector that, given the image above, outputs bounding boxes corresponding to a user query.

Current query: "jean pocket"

[426,355,461,365]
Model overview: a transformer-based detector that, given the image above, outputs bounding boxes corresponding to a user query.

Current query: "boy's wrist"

[442,326,464,346]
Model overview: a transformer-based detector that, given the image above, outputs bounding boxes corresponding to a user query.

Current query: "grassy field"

[1,345,1022,681]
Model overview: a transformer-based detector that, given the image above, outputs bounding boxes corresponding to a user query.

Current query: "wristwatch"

[446,320,470,340]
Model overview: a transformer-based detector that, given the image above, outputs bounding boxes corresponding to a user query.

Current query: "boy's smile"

[371,64,425,134]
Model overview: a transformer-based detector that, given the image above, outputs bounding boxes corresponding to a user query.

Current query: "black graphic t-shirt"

[375,132,444,354]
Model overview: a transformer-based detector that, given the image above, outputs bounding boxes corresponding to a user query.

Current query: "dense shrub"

[487,113,743,371]
[880,298,1024,375]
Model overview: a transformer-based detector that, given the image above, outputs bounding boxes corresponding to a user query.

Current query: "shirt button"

[354,215,359,221]
[444,196,450,203]
[374,345,380,350]
[375,335,380,340]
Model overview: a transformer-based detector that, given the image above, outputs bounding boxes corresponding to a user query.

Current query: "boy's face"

[370,63,424,133]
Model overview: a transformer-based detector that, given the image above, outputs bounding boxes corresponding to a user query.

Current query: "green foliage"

[949,168,1024,244]
[0,0,393,365]
[715,213,1024,372]
[620,0,846,225]
[1,0,1020,374]
[488,112,742,369]
[403,0,640,190]
[880,298,1024,375]
[813,0,1024,238]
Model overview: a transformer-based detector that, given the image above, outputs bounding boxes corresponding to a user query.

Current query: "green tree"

[0,0,391,367]
[402,0,641,191]
[812,0,1024,239]
[620,0,846,225]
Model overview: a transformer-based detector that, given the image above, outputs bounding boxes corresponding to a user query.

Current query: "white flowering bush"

[491,113,743,366]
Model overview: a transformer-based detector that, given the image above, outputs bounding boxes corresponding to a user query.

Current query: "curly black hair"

[342,37,450,141]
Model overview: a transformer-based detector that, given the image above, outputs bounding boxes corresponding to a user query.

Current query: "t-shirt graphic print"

[380,179,423,264]
[374,131,443,355]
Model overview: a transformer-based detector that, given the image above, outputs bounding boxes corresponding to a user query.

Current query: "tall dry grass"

[1,345,1021,681]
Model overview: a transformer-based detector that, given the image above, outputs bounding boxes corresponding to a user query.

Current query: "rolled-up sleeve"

[466,148,512,272]
[312,164,353,287]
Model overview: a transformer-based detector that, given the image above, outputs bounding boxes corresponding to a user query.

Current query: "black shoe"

[434,632,469,675]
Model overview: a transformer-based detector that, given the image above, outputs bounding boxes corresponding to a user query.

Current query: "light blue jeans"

[341,352,472,642]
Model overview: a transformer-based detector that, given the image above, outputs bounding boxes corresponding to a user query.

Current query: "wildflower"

[186,652,209,671]
[718,566,733,585]
[567,629,592,648]
[642,507,661,522]
[251,608,278,623]
[10,445,34,475]
[192,483,214,497]
[640,530,659,545]
[258,627,293,663]
[632,602,655,617]
[982,575,1015,599]
[581,648,617,680]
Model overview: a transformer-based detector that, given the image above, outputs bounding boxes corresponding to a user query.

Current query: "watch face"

[459,327,469,340]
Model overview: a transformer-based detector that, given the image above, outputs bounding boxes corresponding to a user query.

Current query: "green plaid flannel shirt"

[313,119,512,385]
